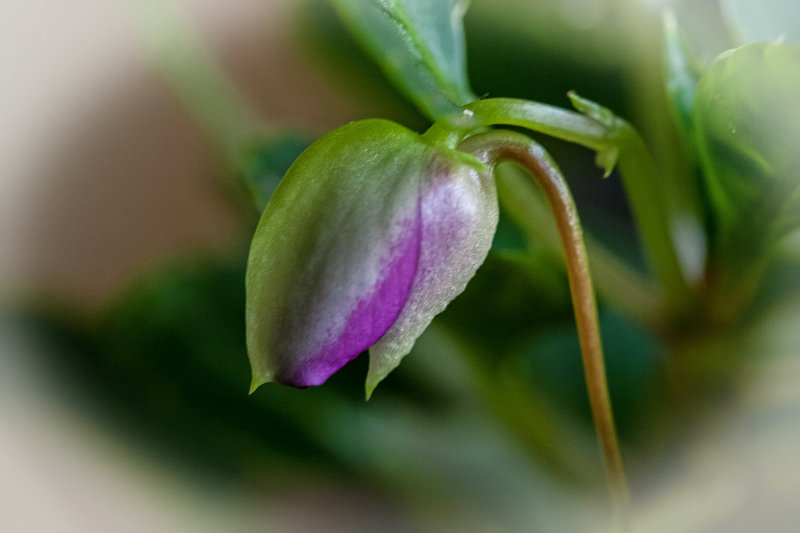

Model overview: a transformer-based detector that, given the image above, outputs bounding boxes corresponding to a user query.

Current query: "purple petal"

[277,214,421,387]
[367,159,498,394]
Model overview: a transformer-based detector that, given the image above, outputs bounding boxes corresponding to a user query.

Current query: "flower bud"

[246,119,498,394]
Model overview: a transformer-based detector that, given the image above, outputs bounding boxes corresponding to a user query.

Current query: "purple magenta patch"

[281,213,422,387]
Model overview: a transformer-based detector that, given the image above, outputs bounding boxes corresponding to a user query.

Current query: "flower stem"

[460,131,630,528]
[494,164,662,328]
[463,96,693,319]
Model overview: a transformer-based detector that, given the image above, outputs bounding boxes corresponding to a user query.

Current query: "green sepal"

[566,91,623,177]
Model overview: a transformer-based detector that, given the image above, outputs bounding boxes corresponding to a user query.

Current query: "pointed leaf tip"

[567,91,625,176]
[596,146,620,178]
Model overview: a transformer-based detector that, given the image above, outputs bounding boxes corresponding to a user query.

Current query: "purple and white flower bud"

[245,119,497,394]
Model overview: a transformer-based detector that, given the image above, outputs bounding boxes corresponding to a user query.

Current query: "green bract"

[246,119,498,396]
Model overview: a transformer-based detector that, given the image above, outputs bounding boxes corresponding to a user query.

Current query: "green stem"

[494,164,662,327]
[465,98,611,153]
[614,126,692,317]
[119,0,263,170]
[461,96,693,318]
[460,131,630,528]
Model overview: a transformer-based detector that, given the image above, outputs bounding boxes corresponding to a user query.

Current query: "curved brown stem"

[459,131,630,528]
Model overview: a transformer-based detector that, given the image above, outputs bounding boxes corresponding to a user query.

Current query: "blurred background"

[2,0,800,531]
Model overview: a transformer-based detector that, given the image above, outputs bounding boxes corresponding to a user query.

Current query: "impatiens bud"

[246,119,498,395]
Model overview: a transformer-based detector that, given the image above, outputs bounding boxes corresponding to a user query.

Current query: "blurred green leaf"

[662,11,701,149]
[235,131,314,214]
[329,0,475,119]
[10,252,615,522]
[514,308,661,437]
[95,254,349,475]
[5,255,358,479]
[721,0,800,45]
[438,250,572,357]
[694,42,800,260]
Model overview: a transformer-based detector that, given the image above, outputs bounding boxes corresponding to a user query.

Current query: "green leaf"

[721,0,800,45]
[235,132,315,213]
[437,250,572,356]
[330,0,476,119]
[694,42,800,258]
[662,11,701,147]
[57,253,349,474]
